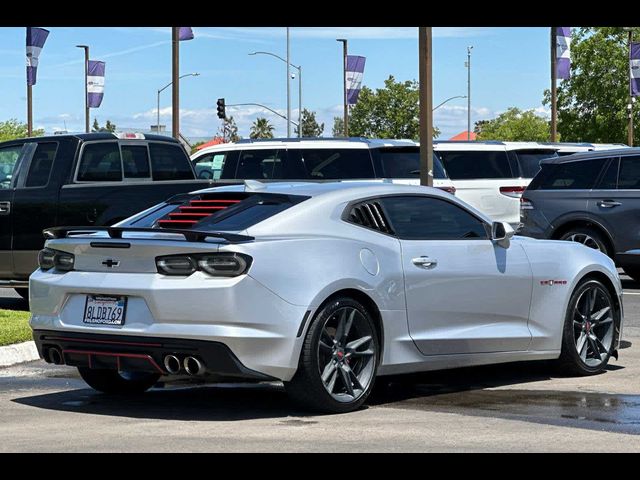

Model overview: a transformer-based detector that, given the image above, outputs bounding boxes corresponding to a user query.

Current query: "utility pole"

[418,27,434,187]
[171,27,180,139]
[550,27,558,142]
[337,38,348,136]
[27,84,32,137]
[628,29,635,147]
[286,27,291,137]
[466,46,473,140]
[76,45,90,133]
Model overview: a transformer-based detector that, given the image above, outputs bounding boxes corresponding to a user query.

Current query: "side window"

[300,149,374,179]
[122,145,150,179]
[236,149,282,179]
[25,142,57,187]
[438,151,512,179]
[77,142,122,182]
[194,151,231,180]
[618,156,640,189]
[537,159,605,190]
[595,158,619,190]
[0,144,24,189]
[379,196,488,240]
[149,143,194,181]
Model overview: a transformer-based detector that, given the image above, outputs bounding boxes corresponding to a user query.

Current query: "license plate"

[83,295,127,325]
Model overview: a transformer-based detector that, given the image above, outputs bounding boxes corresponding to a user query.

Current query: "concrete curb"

[0,341,39,368]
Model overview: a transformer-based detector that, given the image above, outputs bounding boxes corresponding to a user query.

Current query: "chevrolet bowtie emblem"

[102,259,120,268]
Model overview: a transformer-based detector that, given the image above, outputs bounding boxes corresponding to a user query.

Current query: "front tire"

[557,279,619,376]
[285,297,379,413]
[78,368,160,394]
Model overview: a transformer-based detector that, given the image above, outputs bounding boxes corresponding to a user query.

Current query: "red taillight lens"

[436,186,456,195]
[499,186,526,198]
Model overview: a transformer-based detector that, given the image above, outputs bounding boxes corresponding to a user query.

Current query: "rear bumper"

[33,329,276,381]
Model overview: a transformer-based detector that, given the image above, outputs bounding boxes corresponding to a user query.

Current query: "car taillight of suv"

[499,186,526,198]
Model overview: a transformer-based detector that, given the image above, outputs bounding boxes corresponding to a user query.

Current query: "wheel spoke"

[321,328,334,345]
[593,335,609,357]
[350,349,374,358]
[592,306,611,322]
[339,366,354,397]
[319,340,333,353]
[576,332,588,358]
[326,369,338,394]
[595,316,613,326]
[347,335,372,351]
[342,309,356,342]
[321,360,337,383]
[344,363,364,391]
[335,309,347,343]
[588,288,597,314]
[587,335,602,360]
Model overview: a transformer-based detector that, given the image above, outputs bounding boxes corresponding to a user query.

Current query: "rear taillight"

[38,248,75,272]
[436,186,456,195]
[499,186,526,198]
[156,253,252,277]
[520,197,534,211]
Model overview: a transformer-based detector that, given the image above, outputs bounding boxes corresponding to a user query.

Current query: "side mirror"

[491,221,515,248]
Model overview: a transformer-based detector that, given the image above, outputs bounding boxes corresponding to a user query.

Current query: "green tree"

[544,27,640,144]
[190,141,206,154]
[0,119,44,141]
[250,117,275,139]
[349,76,439,139]
[92,118,117,133]
[218,116,240,143]
[295,109,324,137]
[332,116,345,137]
[475,107,551,141]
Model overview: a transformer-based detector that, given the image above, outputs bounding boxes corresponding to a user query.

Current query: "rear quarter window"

[149,142,194,181]
[530,159,606,190]
[438,150,512,179]
[300,149,374,179]
[77,142,122,182]
[377,147,447,179]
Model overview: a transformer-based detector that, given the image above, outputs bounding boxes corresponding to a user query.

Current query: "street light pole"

[466,46,473,140]
[248,52,302,137]
[286,27,291,137]
[551,27,558,142]
[628,28,635,147]
[157,73,199,134]
[433,95,467,112]
[337,39,348,136]
[171,27,180,139]
[76,45,89,133]
[418,27,434,188]
[226,103,299,128]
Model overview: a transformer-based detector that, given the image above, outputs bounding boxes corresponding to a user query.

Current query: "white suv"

[434,141,559,226]
[191,138,456,194]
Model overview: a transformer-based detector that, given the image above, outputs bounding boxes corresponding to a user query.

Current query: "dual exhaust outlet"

[163,354,204,376]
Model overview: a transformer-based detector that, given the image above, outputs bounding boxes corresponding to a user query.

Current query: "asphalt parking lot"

[1,280,639,452]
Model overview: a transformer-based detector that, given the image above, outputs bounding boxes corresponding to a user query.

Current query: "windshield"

[515,150,558,178]
[378,147,447,179]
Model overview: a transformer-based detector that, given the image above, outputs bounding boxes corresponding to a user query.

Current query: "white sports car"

[29,181,623,413]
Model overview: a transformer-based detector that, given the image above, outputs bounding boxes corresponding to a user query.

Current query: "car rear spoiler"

[43,226,254,244]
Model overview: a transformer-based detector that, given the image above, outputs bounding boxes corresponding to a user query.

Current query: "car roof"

[193,137,419,155]
[433,140,558,152]
[1,132,181,144]
[540,147,640,164]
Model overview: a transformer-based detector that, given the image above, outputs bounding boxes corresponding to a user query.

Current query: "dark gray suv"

[520,148,640,280]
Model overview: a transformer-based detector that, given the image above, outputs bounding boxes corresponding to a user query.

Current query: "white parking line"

[623,291,640,295]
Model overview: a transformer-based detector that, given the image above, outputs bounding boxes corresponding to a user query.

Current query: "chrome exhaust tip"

[183,356,204,376]
[47,347,63,365]
[163,354,181,374]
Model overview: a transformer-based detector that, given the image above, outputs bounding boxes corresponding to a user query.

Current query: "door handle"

[0,201,10,216]
[412,256,438,269]
[597,200,621,208]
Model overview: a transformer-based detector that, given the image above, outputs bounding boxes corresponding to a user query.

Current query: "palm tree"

[250,117,275,139]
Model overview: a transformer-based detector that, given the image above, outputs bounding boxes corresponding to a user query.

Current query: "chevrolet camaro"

[29,181,623,413]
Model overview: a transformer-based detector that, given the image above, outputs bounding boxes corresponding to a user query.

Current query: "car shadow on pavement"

[0,296,29,312]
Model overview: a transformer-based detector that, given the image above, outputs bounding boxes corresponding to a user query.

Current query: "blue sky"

[0,27,552,140]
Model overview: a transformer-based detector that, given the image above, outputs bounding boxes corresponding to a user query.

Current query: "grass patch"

[0,309,31,346]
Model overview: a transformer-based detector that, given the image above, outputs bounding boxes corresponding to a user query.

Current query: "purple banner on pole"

[178,27,194,41]
[26,27,50,86]
[87,60,106,108]
[346,55,366,105]
[631,42,640,97]
[556,26,571,80]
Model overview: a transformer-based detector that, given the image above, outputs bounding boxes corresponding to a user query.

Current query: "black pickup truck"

[0,132,229,296]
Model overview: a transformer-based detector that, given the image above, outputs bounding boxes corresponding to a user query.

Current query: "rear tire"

[285,297,379,414]
[78,368,160,394]
[556,279,619,376]
[14,288,28,300]
[559,227,610,257]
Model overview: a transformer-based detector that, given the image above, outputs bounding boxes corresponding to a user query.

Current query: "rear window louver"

[348,201,393,234]
[157,194,247,230]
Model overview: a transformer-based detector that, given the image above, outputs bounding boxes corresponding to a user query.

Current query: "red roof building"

[449,131,477,141]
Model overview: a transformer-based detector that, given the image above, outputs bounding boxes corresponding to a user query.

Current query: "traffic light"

[216,98,226,119]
